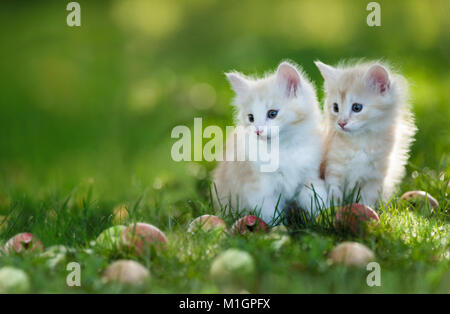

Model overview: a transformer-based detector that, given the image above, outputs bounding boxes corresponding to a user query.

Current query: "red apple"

[335,204,379,234]
[230,215,268,235]
[120,223,167,256]
[3,233,44,254]
[187,215,226,233]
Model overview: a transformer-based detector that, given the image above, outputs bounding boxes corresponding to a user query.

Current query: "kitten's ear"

[276,61,301,97]
[225,72,249,94]
[314,61,337,84]
[365,64,390,94]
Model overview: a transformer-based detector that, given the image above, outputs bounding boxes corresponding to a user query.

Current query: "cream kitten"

[213,61,326,223]
[315,60,417,206]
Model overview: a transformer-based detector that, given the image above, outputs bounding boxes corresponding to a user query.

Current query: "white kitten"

[213,61,326,223]
[315,60,417,206]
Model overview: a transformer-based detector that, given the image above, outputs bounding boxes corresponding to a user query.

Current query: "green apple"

[96,225,127,250]
[210,249,255,284]
[0,267,30,293]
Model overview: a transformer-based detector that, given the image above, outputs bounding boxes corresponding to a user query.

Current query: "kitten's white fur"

[213,61,326,222]
[315,60,417,206]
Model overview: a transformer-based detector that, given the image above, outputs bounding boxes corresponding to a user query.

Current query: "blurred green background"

[0,0,449,208]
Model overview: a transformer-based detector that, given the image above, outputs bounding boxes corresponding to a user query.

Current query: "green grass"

[0,0,449,293]
[0,170,448,293]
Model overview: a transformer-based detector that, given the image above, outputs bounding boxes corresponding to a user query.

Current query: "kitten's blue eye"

[248,114,254,123]
[333,103,339,113]
[352,103,363,112]
[267,110,278,119]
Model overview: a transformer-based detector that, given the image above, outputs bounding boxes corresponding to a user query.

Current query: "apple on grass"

[3,233,44,254]
[334,203,379,234]
[96,225,127,251]
[103,260,149,285]
[120,223,168,257]
[187,215,226,234]
[0,267,30,293]
[230,215,269,235]
[210,249,255,287]
[328,241,375,267]
[400,191,439,216]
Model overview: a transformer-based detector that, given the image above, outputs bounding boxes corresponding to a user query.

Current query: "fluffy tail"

[383,106,417,200]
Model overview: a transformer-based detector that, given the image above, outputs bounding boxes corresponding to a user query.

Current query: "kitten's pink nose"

[338,120,348,129]
[255,129,263,136]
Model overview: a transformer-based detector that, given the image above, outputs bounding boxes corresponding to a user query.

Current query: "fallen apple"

[230,215,268,235]
[96,225,127,250]
[0,266,30,293]
[210,249,255,284]
[400,190,439,211]
[187,215,226,234]
[120,223,168,256]
[103,260,149,285]
[335,204,379,234]
[328,241,375,267]
[4,232,44,254]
